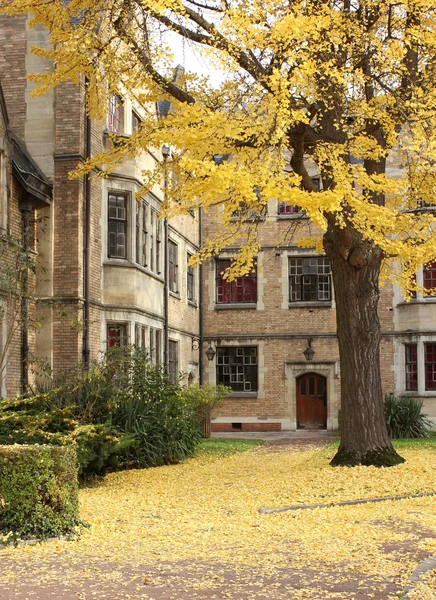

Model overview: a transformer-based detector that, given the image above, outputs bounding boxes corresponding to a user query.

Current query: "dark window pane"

[309,376,315,396]
[425,344,436,390]
[169,340,178,383]
[107,324,127,348]
[216,347,258,392]
[169,241,178,293]
[108,194,127,258]
[405,344,418,391]
[289,257,331,303]
[216,259,257,304]
[424,262,436,294]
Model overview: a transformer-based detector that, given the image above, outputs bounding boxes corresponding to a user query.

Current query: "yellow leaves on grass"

[2,444,436,599]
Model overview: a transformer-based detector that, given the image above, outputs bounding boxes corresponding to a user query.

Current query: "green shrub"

[384,393,433,439]
[0,444,80,541]
[0,348,220,475]
[113,352,202,467]
[178,384,230,420]
[0,394,131,475]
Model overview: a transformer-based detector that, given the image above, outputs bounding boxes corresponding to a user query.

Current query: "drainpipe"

[162,145,170,371]
[20,195,32,395]
[82,79,91,368]
[199,207,203,384]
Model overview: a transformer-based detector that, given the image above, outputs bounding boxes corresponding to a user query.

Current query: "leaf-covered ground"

[1,440,436,599]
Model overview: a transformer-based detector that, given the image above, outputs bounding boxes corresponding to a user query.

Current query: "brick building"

[0,16,200,395]
[1,15,435,432]
[201,162,436,432]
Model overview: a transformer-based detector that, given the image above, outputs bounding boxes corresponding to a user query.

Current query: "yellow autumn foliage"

[1,444,436,598]
[1,0,436,291]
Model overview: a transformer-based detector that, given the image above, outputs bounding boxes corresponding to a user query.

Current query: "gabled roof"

[11,133,52,206]
[0,81,52,206]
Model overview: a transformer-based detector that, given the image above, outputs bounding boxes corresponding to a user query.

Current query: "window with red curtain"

[425,344,436,390]
[405,344,418,391]
[278,203,301,215]
[216,259,257,304]
[107,324,127,348]
[424,262,436,294]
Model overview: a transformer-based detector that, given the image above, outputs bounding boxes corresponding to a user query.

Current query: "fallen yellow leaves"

[1,444,436,599]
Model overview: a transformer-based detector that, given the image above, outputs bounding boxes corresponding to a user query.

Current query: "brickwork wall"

[202,204,397,429]
[0,15,27,137]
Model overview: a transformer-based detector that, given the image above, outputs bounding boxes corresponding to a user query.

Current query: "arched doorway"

[296,373,327,429]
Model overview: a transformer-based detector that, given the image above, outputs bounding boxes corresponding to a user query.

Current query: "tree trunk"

[324,222,404,467]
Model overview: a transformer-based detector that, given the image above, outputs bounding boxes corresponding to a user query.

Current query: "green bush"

[0,348,226,475]
[384,393,433,439]
[113,351,202,467]
[178,384,230,420]
[0,444,80,541]
[0,393,131,475]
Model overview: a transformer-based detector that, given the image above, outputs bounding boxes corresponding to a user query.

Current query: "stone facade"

[0,15,200,393]
[0,14,434,431]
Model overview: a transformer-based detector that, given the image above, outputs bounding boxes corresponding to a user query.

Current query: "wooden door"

[297,374,327,429]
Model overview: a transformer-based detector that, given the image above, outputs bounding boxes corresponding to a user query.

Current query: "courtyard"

[1,437,436,600]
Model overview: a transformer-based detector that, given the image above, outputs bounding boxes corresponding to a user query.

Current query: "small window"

[149,210,154,272]
[107,323,128,348]
[169,240,179,294]
[168,340,178,383]
[155,214,161,274]
[136,200,148,267]
[405,344,418,391]
[424,262,436,294]
[216,347,258,393]
[108,193,127,258]
[216,259,257,304]
[135,324,147,349]
[148,328,162,365]
[289,257,331,303]
[132,110,141,133]
[108,95,123,133]
[187,253,195,303]
[278,203,301,215]
[425,344,436,390]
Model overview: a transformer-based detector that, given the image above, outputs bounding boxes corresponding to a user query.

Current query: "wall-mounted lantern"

[303,338,315,361]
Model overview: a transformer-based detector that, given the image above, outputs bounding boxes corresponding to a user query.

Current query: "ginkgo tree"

[3,0,436,466]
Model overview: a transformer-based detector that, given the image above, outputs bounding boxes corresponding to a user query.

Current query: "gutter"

[199,207,203,384]
[82,79,91,368]
[19,195,32,395]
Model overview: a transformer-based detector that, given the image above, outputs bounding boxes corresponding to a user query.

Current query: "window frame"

[108,192,128,259]
[169,240,179,294]
[424,262,436,295]
[107,323,128,348]
[135,323,147,349]
[425,344,436,391]
[108,95,124,133]
[405,343,418,391]
[216,346,258,394]
[131,110,141,133]
[215,259,257,305]
[168,339,178,383]
[187,252,195,304]
[288,256,332,305]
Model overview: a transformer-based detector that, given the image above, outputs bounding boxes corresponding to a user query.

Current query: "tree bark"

[324,221,404,467]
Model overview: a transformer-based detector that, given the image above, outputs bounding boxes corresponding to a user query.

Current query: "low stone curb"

[259,491,436,514]
[401,556,436,598]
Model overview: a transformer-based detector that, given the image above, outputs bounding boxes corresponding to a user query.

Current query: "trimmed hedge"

[0,444,80,541]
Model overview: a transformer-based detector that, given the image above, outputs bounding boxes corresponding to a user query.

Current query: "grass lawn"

[1,438,436,599]
[195,438,264,457]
